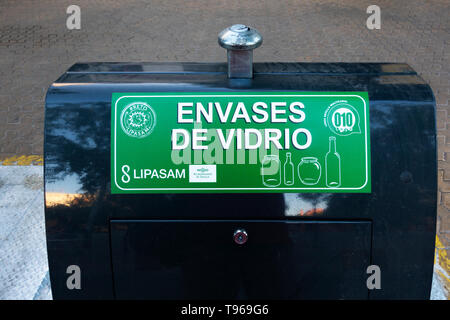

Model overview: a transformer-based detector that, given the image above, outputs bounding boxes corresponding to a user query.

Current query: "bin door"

[110,220,371,299]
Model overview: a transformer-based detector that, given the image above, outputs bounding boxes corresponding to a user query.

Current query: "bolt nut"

[218,24,263,51]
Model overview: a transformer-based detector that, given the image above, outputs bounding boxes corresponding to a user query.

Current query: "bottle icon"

[325,136,341,187]
[284,152,294,186]
[261,155,281,187]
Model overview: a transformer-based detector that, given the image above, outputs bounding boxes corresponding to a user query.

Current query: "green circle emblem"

[120,102,156,139]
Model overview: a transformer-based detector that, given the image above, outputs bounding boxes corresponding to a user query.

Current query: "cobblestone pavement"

[0,0,449,298]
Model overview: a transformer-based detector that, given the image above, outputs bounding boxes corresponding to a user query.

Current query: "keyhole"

[233,229,248,245]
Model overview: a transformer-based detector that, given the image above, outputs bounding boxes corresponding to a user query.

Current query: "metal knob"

[218,24,263,79]
[233,229,248,245]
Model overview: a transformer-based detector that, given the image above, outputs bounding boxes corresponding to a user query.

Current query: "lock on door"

[233,229,248,245]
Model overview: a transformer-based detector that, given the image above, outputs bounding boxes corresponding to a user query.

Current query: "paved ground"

[0,0,449,298]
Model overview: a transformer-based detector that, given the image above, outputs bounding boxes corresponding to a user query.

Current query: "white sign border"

[113,94,369,191]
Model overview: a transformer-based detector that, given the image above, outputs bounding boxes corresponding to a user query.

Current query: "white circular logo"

[120,102,156,139]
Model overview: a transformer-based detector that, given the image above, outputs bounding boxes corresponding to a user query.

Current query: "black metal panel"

[44,62,436,299]
[67,62,416,75]
[111,220,371,299]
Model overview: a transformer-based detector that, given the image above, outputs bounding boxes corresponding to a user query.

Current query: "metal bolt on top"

[218,24,263,79]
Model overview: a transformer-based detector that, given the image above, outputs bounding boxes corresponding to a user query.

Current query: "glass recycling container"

[44,25,437,299]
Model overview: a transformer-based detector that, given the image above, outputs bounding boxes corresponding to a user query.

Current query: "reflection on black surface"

[45,102,108,194]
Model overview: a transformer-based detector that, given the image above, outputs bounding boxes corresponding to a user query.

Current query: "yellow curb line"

[436,268,450,286]
[0,155,43,166]
[435,236,450,299]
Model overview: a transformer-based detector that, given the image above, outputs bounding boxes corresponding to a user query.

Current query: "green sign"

[111,92,371,194]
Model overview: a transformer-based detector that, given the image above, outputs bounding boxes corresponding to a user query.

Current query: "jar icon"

[261,155,281,187]
[298,157,321,185]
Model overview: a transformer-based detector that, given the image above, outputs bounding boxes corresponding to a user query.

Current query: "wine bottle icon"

[284,152,294,186]
[325,136,341,187]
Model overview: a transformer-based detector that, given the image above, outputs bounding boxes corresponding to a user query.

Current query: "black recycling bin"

[44,25,437,299]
